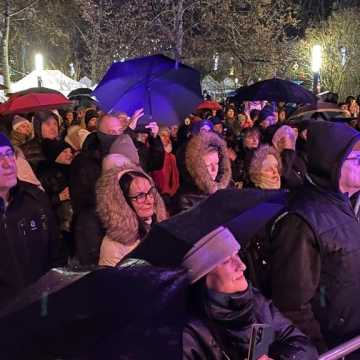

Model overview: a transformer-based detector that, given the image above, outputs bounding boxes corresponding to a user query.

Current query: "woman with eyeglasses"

[96,163,168,266]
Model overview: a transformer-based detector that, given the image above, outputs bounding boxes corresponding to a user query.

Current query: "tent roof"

[10,70,83,96]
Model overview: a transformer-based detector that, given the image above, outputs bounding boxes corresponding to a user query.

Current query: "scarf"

[251,173,280,190]
[97,131,118,156]
[205,287,256,358]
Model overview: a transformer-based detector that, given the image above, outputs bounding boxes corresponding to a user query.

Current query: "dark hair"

[119,171,154,238]
[249,109,260,121]
[346,96,356,104]
[33,110,59,139]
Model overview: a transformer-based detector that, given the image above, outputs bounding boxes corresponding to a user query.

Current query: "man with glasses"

[270,121,360,357]
[0,133,63,309]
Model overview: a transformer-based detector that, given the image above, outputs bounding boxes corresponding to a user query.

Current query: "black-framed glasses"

[128,186,156,203]
[0,149,15,161]
[345,156,360,166]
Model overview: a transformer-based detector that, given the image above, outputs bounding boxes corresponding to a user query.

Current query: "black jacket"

[0,181,64,309]
[37,162,73,233]
[280,149,307,189]
[270,121,360,352]
[183,286,318,360]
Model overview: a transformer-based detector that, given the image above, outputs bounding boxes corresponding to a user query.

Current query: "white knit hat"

[12,115,31,131]
[182,226,240,283]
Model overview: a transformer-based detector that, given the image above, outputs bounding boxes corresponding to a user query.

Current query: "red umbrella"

[0,92,72,115]
[197,100,222,111]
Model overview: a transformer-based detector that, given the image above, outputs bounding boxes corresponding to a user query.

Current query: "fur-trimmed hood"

[184,132,231,194]
[96,163,167,245]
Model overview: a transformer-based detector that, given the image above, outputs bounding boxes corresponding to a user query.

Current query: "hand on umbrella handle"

[145,122,159,137]
[129,108,145,130]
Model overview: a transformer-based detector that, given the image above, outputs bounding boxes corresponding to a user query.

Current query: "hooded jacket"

[184,286,318,360]
[270,121,360,352]
[173,132,231,214]
[96,164,168,266]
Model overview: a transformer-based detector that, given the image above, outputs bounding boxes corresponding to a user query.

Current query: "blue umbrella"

[233,78,317,104]
[92,54,202,125]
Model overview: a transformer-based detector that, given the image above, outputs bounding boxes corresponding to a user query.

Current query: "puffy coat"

[183,286,318,360]
[270,121,360,353]
[96,163,168,266]
[172,132,231,214]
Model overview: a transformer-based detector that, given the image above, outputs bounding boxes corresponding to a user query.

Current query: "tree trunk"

[174,0,184,66]
[0,0,11,92]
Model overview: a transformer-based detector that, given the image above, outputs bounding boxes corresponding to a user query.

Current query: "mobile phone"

[247,324,275,360]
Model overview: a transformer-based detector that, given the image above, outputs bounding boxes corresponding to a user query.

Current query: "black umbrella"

[128,188,287,268]
[68,87,93,98]
[233,78,317,104]
[0,266,188,359]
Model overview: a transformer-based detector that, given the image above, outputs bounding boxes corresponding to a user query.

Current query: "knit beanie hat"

[12,115,31,131]
[0,133,14,151]
[85,110,99,126]
[42,139,72,163]
[258,105,275,123]
[182,226,240,283]
[109,134,140,166]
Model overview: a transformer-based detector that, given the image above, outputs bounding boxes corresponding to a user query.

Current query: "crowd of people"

[1,89,360,359]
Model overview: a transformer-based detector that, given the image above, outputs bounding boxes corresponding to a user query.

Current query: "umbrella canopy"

[7,87,63,98]
[0,266,188,359]
[68,87,93,98]
[128,189,287,268]
[197,100,222,111]
[233,78,317,104]
[0,92,72,115]
[92,54,202,125]
[289,102,348,121]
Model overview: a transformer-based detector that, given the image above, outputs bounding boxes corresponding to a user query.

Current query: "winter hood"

[96,163,168,245]
[306,121,360,191]
[184,131,231,194]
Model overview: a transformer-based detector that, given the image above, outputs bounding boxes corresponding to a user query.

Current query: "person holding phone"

[182,227,318,360]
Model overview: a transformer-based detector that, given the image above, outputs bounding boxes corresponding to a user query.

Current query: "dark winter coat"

[270,121,360,353]
[19,138,46,175]
[172,132,232,214]
[0,181,64,309]
[280,149,307,189]
[183,286,318,360]
[37,162,73,233]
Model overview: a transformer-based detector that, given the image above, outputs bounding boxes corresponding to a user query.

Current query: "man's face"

[98,116,124,135]
[0,146,17,194]
[340,149,360,195]
[206,253,248,294]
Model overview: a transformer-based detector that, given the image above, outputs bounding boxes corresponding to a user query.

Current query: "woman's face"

[206,253,248,294]
[65,112,74,124]
[261,154,280,187]
[16,122,32,136]
[243,132,260,149]
[129,177,155,219]
[41,117,59,140]
[55,148,74,165]
[226,109,235,119]
[202,150,219,181]
[159,129,171,146]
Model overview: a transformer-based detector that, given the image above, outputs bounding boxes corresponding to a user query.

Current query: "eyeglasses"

[128,186,156,203]
[345,156,360,166]
[0,149,15,161]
